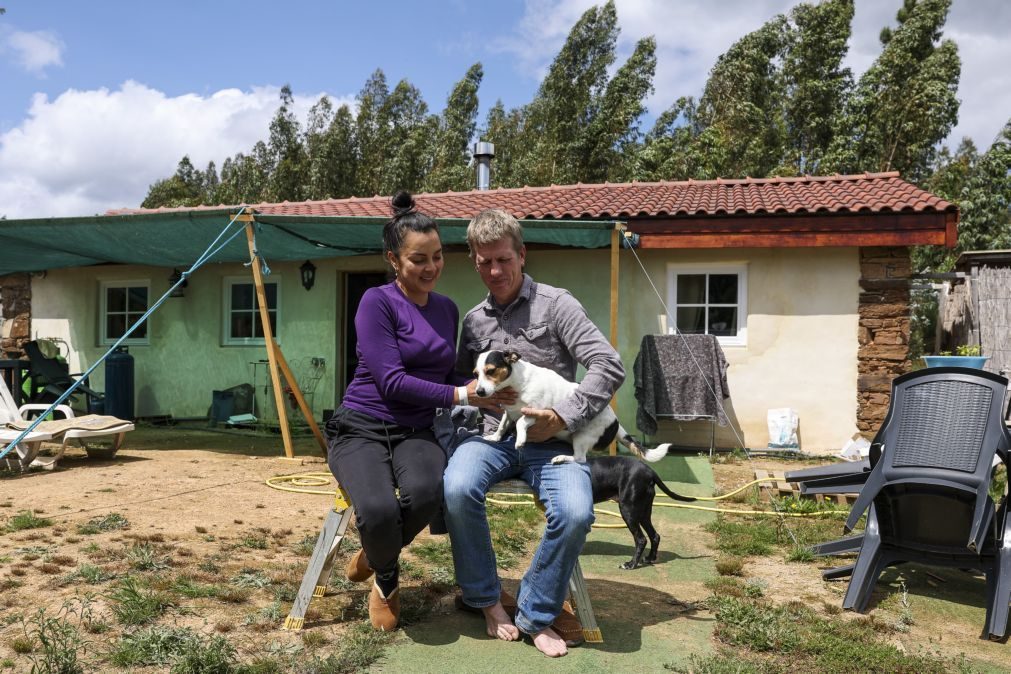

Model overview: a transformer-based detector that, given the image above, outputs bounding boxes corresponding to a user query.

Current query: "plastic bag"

[767,408,799,448]
[839,434,871,461]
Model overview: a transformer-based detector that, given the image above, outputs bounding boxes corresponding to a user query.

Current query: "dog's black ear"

[505,350,521,363]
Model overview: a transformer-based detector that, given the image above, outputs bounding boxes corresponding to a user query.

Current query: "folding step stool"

[283,480,603,643]
[283,487,355,631]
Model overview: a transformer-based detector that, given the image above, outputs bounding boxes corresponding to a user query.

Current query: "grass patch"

[170,575,223,599]
[109,626,239,670]
[241,534,269,550]
[487,502,542,570]
[109,626,194,667]
[231,569,271,589]
[75,512,129,535]
[73,563,116,584]
[3,510,52,534]
[706,516,778,556]
[293,533,318,557]
[126,542,171,571]
[107,577,173,625]
[708,594,966,672]
[18,599,95,674]
[715,556,745,576]
[300,621,393,673]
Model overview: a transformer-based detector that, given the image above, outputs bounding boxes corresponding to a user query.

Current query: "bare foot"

[481,602,520,641]
[531,626,568,657]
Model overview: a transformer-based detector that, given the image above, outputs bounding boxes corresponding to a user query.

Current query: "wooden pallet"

[753,469,859,505]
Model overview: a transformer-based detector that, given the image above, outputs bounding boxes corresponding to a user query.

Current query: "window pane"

[676,307,705,334]
[264,283,277,309]
[107,314,126,339]
[709,307,738,336]
[107,287,126,312]
[232,313,253,339]
[127,316,148,339]
[677,275,706,304]
[232,284,254,311]
[254,314,264,339]
[128,287,148,312]
[268,310,277,335]
[709,274,738,304]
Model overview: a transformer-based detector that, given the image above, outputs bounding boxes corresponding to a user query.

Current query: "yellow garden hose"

[267,472,847,529]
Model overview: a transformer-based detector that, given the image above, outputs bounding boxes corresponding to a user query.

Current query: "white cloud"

[1,26,64,74]
[0,82,355,219]
[506,0,1008,151]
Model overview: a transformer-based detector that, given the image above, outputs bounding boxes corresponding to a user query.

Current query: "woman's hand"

[467,380,517,411]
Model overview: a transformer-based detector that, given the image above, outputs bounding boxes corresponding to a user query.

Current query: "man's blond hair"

[466,209,524,258]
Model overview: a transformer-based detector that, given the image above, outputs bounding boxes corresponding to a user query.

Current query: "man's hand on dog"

[519,407,566,442]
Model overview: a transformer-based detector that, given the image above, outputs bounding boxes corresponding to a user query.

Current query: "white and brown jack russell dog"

[473,349,670,465]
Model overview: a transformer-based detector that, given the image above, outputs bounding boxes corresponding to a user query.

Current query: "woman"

[324,191,509,631]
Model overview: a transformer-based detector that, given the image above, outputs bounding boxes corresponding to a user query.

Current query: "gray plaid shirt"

[456,274,625,433]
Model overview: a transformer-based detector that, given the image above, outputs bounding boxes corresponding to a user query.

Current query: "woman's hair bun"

[391,190,416,217]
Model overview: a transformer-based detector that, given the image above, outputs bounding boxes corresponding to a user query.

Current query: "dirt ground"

[2,430,1010,671]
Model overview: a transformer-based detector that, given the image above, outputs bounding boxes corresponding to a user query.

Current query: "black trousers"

[325,405,447,578]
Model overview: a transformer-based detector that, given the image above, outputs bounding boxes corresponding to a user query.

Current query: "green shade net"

[0,210,617,275]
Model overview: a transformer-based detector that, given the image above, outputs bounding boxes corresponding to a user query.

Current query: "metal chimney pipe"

[473,141,495,190]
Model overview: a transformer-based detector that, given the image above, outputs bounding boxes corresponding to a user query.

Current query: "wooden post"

[275,348,327,454]
[244,214,295,459]
[608,223,622,455]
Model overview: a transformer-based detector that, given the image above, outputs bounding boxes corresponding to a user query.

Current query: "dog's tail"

[653,473,696,502]
[618,427,671,463]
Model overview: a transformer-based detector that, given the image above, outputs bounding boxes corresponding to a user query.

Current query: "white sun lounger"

[1,376,134,471]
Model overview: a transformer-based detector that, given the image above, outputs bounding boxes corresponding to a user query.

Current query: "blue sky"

[1,0,1008,219]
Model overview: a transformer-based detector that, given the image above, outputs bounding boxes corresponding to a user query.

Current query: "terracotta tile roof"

[108,172,954,220]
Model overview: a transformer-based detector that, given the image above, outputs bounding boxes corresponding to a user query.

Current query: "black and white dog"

[589,456,696,569]
[473,349,670,464]
[473,350,696,569]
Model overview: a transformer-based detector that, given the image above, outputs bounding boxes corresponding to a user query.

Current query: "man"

[444,209,625,657]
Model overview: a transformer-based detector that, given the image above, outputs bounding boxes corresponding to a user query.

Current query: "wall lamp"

[168,268,188,298]
[300,260,317,291]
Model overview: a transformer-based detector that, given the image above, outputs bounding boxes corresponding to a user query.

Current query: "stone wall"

[0,273,31,358]
[856,247,912,435]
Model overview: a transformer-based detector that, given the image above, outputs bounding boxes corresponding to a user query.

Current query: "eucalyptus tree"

[824,0,960,182]
[578,36,656,183]
[266,85,308,202]
[780,0,854,175]
[425,63,484,193]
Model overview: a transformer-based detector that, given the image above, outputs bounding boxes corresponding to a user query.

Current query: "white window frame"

[222,276,282,346]
[99,280,151,346]
[665,263,748,347]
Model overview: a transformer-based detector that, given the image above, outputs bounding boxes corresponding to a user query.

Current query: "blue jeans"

[443,435,594,634]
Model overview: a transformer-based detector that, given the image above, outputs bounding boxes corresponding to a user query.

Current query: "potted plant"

[923,344,990,369]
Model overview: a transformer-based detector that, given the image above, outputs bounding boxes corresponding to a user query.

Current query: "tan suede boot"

[369,582,400,631]
[345,548,374,583]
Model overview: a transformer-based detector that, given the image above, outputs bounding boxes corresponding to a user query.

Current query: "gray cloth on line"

[633,334,731,436]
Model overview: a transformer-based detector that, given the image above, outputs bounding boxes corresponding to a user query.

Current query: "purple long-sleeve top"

[342,282,469,428]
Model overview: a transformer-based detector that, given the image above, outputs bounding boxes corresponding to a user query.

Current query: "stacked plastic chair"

[797,367,1011,639]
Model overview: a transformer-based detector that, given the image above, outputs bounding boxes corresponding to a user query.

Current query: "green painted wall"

[31,245,860,452]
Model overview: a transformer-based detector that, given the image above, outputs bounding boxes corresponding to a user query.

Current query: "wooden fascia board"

[638,230,946,249]
[945,211,959,248]
[629,212,951,248]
